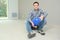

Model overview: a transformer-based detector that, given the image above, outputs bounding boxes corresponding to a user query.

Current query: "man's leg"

[37,19,47,35]
[25,20,36,38]
[25,20,32,32]
[38,19,46,30]
[37,13,48,35]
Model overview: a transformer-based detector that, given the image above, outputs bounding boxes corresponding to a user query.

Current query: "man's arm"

[29,19,34,27]
[39,9,48,20]
[28,11,34,27]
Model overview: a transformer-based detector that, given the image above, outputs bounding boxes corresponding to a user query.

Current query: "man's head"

[33,2,39,10]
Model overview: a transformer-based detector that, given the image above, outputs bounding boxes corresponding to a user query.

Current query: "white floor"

[0,20,60,40]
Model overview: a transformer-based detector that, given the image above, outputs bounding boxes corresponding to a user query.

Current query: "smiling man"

[25,1,48,39]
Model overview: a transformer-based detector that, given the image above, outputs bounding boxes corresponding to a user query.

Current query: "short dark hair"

[33,2,39,5]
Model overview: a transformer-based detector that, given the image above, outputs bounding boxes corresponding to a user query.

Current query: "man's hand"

[39,15,44,20]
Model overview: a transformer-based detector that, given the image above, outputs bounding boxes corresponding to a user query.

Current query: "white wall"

[8,0,18,20]
[18,0,60,25]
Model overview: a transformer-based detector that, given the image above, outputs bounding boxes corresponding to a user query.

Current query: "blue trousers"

[25,19,47,33]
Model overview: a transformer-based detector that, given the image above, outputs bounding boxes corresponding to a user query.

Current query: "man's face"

[33,3,39,10]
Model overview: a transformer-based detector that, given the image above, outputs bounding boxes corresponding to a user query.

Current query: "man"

[25,1,48,38]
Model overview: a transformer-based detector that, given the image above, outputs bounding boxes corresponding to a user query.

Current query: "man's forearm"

[29,19,33,24]
[29,19,34,27]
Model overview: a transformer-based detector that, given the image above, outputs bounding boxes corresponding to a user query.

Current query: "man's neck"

[34,9,39,11]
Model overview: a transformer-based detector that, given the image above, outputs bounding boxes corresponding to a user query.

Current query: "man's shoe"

[37,30,45,35]
[28,32,36,39]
